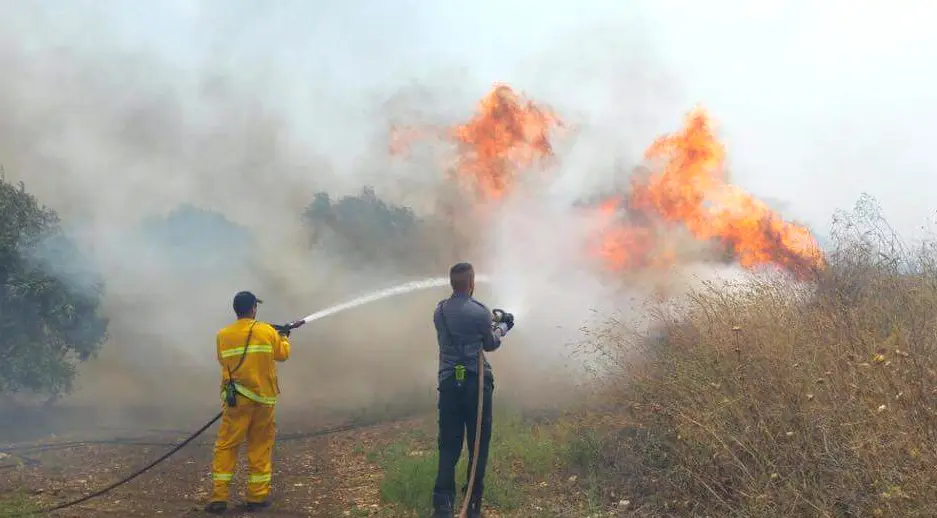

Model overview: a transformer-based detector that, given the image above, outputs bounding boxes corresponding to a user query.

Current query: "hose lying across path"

[0,412,413,517]
[0,419,391,463]
[0,412,223,517]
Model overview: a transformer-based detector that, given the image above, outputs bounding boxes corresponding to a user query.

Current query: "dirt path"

[0,418,423,517]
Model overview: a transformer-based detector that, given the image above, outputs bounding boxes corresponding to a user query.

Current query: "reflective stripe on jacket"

[217,318,290,405]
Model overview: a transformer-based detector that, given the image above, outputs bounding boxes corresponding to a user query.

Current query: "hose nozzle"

[491,308,514,326]
[271,320,306,336]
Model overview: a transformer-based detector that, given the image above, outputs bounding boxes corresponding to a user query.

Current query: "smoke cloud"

[0,1,820,438]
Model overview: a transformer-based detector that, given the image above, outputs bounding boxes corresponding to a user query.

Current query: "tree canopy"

[136,203,253,272]
[302,187,424,271]
[0,178,108,396]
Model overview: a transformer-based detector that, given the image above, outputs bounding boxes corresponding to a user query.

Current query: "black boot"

[467,494,482,518]
[243,500,271,512]
[432,491,454,518]
[204,501,227,514]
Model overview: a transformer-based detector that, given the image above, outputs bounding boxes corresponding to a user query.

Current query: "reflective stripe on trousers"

[210,397,276,503]
[249,473,272,483]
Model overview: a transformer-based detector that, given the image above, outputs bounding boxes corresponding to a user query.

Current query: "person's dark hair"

[449,262,474,293]
[232,291,262,318]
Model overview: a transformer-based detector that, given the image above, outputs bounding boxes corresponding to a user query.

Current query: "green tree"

[302,187,424,270]
[136,203,253,272]
[0,178,108,396]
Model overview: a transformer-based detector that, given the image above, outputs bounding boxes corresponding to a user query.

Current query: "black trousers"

[433,373,494,500]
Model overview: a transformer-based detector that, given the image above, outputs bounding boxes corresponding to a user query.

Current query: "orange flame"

[450,84,562,199]
[627,108,825,278]
[591,197,657,270]
[389,83,562,201]
[389,84,825,279]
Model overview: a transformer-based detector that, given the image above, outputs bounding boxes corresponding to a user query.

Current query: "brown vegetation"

[578,194,937,517]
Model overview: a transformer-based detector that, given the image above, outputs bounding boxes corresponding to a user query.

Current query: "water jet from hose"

[298,275,491,325]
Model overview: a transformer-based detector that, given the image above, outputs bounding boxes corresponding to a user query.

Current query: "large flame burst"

[450,84,562,199]
[390,83,562,201]
[599,108,826,279]
[390,84,826,279]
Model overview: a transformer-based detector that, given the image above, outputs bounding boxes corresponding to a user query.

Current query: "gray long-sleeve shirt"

[434,292,502,383]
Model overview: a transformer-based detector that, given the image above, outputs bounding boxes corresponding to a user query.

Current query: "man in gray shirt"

[431,262,513,518]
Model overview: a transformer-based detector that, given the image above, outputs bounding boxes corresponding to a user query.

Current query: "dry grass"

[579,195,937,517]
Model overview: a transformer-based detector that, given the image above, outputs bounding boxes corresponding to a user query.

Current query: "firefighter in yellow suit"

[205,291,302,514]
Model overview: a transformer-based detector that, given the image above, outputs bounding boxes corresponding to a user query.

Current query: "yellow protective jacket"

[217,318,290,405]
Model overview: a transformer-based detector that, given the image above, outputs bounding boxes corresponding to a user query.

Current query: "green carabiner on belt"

[454,364,466,381]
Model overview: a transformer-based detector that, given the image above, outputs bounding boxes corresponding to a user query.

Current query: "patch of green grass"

[477,464,523,511]
[563,428,603,475]
[378,447,438,514]
[0,492,39,517]
[492,413,561,478]
[581,473,604,514]
[561,426,619,514]
[373,409,567,516]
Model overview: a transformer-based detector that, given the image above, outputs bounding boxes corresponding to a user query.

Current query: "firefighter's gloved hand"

[492,309,514,331]
[274,320,305,337]
[502,312,515,331]
[493,322,510,337]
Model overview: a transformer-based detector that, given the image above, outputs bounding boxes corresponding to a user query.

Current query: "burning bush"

[578,194,937,516]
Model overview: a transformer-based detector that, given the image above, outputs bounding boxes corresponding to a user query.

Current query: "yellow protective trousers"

[210,397,276,503]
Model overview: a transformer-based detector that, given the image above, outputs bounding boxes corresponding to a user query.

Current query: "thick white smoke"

[0,1,813,437]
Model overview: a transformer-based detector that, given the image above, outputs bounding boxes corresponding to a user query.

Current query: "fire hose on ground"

[0,415,406,517]
[2,412,224,517]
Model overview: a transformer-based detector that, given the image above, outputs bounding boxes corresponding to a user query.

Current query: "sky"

[3,0,936,239]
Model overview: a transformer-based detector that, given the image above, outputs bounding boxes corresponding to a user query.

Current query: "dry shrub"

[590,195,937,517]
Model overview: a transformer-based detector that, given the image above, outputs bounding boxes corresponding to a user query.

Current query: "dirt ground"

[0,415,425,518]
